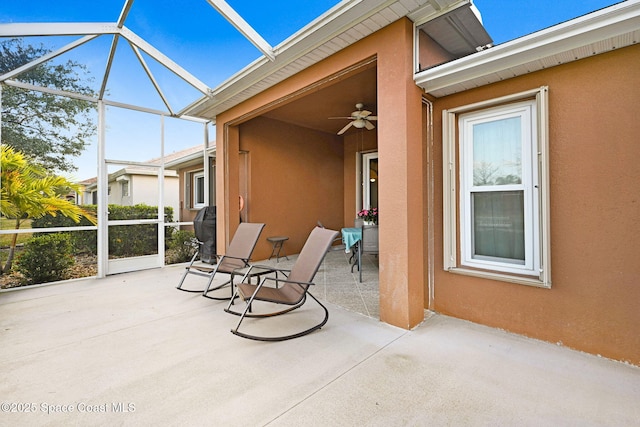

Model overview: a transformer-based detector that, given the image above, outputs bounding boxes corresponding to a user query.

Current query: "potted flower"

[357,207,378,225]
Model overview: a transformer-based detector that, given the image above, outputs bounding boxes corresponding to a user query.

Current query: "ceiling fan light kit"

[353,119,366,129]
[330,102,377,135]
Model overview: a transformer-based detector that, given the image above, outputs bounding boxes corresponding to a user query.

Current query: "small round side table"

[266,236,289,262]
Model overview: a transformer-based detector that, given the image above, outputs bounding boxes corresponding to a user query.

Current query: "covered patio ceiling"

[262,64,377,135]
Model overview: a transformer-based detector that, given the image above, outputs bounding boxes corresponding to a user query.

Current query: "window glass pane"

[472,191,525,263]
[368,158,378,209]
[195,175,205,204]
[473,117,522,186]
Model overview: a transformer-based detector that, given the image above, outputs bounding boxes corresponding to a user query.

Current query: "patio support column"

[217,122,241,253]
[96,100,107,278]
[377,19,426,328]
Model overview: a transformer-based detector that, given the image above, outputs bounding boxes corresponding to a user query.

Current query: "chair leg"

[359,245,363,283]
[176,266,191,290]
[202,278,233,300]
[350,242,360,273]
[176,251,200,291]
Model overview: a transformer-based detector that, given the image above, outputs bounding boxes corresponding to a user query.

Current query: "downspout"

[422,97,435,311]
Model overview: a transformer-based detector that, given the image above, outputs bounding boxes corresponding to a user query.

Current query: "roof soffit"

[416,2,492,56]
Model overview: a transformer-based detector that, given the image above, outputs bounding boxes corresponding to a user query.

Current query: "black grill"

[193,206,216,264]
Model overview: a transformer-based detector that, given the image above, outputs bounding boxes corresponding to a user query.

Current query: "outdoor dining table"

[341,227,362,272]
[341,227,362,253]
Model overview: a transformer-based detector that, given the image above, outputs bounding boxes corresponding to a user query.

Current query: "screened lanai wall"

[0,0,299,280]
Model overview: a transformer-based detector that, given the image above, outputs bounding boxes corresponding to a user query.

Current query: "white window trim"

[460,100,537,274]
[120,180,129,197]
[193,171,205,209]
[443,86,551,288]
[362,151,378,211]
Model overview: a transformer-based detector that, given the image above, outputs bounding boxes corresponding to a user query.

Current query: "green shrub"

[32,205,97,255]
[32,204,175,258]
[166,229,197,264]
[15,233,74,285]
[108,204,174,257]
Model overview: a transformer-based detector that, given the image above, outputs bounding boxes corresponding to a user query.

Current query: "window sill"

[447,267,551,289]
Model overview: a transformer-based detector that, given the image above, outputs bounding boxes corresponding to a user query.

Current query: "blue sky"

[1,0,621,180]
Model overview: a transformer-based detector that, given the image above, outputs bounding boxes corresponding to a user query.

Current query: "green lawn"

[0,218,33,247]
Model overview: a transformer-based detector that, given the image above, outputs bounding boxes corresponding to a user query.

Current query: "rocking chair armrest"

[262,276,315,287]
[242,264,290,277]
[218,254,250,264]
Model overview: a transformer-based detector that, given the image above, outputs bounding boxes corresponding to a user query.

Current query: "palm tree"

[0,145,97,274]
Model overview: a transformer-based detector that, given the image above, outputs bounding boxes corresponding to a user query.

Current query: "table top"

[341,227,362,251]
[267,236,289,242]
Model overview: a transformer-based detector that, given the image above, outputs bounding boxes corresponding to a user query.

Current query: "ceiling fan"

[330,103,377,135]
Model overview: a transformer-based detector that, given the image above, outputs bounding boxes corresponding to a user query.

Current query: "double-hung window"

[443,87,551,287]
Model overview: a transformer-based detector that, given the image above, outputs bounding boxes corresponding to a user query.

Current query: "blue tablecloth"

[341,227,362,253]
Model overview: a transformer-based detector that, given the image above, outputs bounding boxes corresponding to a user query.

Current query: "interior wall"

[238,116,344,259]
[214,18,427,329]
[430,44,640,365]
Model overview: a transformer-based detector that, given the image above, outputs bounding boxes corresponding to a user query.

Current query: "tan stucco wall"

[210,12,638,363]
[376,20,427,329]
[431,44,640,365]
[237,116,344,260]
[178,164,204,225]
[215,18,427,329]
[417,31,457,71]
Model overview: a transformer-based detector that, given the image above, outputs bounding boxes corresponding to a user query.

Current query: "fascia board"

[415,0,640,94]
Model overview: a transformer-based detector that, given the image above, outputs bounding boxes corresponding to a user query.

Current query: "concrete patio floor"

[1,254,639,426]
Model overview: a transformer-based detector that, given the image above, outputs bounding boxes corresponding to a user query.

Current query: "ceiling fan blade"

[366,116,377,121]
[337,121,354,135]
[359,110,372,118]
[328,116,354,120]
[364,120,376,130]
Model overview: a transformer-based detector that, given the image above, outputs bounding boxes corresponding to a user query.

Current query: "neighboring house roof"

[80,145,205,190]
[415,0,640,96]
[182,0,491,120]
[84,167,179,191]
[78,177,97,186]
[163,143,216,170]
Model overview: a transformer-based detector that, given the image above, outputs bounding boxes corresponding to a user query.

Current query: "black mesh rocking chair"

[225,226,339,341]
[176,222,265,300]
